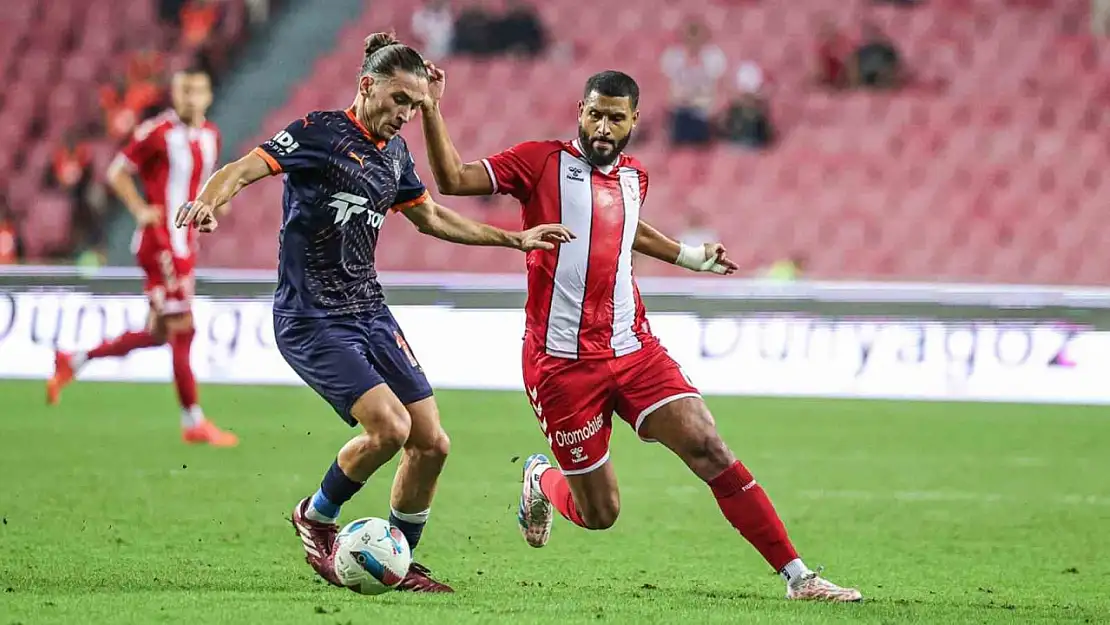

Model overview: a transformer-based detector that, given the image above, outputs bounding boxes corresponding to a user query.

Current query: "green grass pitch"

[1,380,1108,624]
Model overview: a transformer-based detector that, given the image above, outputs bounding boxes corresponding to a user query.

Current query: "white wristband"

[676,242,709,271]
[676,242,728,274]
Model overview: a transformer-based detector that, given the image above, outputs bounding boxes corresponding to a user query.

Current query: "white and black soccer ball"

[333,517,412,595]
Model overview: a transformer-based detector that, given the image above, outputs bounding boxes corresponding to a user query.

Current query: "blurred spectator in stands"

[51,132,91,192]
[850,21,903,90]
[160,0,189,26]
[720,92,774,149]
[101,51,167,140]
[496,0,548,58]
[720,61,774,149]
[413,0,455,61]
[814,18,851,89]
[0,196,23,265]
[762,253,807,280]
[454,6,497,56]
[662,20,727,146]
[49,132,108,257]
[1095,0,1110,35]
[181,0,220,48]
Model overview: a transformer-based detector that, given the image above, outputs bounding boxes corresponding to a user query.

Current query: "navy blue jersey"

[254,109,429,318]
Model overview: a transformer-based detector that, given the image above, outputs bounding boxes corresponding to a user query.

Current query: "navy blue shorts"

[274,307,433,427]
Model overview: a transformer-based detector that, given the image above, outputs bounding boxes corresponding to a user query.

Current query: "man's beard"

[577,126,632,167]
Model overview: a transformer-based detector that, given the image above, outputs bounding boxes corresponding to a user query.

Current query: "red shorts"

[136,246,195,316]
[521,339,700,475]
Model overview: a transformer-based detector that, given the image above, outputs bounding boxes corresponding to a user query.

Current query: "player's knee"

[580,496,620,530]
[360,409,411,454]
[685,432,734,477]
[377,413,412,452]
[429,429,450,460]
[409,427,450,462]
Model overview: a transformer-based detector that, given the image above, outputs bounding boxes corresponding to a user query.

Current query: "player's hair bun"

[364,32,400,57]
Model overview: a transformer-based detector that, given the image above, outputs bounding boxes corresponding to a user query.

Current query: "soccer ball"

[333,517,412,595]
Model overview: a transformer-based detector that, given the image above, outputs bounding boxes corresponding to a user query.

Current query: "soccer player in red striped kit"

[47,66,237,447]
[419,66,861,601]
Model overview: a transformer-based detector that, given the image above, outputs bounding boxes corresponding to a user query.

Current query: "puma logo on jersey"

[348,151,366,167]
[329,192,384,228]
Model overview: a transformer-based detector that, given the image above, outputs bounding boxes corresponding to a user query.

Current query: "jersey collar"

[345,108,388,149]
[570,139,622,175]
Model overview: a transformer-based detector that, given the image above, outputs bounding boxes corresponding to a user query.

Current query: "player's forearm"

[106,167,150,219]
[633,220,681,263]
[196,166,246,211]
[419,103,467,194]
[197,153,271,211]
[416,204,521,249]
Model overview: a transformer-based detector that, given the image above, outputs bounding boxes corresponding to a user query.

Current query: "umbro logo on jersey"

[566,166,586,182]
[329,192,384,229]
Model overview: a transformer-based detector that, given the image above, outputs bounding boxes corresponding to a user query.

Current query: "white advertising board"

[1,291,1107,405]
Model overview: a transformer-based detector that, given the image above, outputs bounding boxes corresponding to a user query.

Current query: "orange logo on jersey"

[348,151,366,167]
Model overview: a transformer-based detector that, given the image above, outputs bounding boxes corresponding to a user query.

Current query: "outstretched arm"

[633,220,738,274]
[419,64,496,196]
[402,197,573,250]
[174,151,273,232]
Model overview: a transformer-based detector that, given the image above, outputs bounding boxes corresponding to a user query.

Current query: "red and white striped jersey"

[483,139,656,360]
[111,109,221,260]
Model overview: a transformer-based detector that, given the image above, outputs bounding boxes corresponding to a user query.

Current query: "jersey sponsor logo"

[554,413,604,448]
[329,192,384,228]
[566,165,586,182]
[267,130,300,156]
[348,151,366,167]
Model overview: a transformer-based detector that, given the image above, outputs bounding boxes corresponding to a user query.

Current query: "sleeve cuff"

[109,153,137,174]
[251,147,282,173]
[391,190,430,213]
[481,158,499,194]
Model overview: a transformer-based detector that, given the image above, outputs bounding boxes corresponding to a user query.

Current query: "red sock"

[86,330,161,360]
[708,460,799,572]
[538,468,587,528]
[170,328,199,410]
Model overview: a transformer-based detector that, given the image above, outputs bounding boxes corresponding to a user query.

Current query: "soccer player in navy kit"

[175,33,572,592]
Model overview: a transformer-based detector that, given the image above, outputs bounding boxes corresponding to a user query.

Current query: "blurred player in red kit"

[419,67,861,601]
[47,66,238,447]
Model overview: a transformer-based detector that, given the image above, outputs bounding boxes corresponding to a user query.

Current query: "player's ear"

[631,109,640,127]
[359,74,374,96]
[577,100,584,116]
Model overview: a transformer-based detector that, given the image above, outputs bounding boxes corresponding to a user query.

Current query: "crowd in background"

[0,0,267,267]
[6,0,1108,282]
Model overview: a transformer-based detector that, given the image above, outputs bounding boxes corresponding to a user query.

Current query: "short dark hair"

[174,63,210,79]
[583,71,640,109]
[361,32,427,79]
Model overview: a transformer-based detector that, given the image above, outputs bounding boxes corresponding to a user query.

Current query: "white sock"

[780,558,813,585]
[181,405,205,428]
[71,352,88,370]
[389,507,431,524]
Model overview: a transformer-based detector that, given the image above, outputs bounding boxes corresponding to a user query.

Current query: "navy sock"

[389,508,430,551]
[309,460,363,521]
